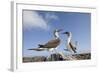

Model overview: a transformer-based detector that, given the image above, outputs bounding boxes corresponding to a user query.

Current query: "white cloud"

[23,11,59,30]
[45,12,59,23]
[45,13,58,20]
[23,10,48,30]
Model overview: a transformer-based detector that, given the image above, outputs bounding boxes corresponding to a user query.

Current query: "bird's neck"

[54,32,59,39]
[67,35,72,44]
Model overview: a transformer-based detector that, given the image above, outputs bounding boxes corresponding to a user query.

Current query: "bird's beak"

[62,32,69,34]
[57,29,63,32]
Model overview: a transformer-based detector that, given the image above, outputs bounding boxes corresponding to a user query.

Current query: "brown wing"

[69,42,76,53]
[44,38,60,48]
[70,41,77,50]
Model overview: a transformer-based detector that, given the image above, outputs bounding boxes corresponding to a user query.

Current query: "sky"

[22,10,91,57]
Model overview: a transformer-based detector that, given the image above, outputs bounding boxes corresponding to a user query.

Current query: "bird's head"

[62,32,71,36]
[55,29,63,32]
[54,29,63,38]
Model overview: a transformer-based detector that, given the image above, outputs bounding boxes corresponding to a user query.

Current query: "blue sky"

[22,10,91,57]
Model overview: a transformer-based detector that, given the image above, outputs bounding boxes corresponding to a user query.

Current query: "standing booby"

[28,29,62,53]
[63,32,77,53]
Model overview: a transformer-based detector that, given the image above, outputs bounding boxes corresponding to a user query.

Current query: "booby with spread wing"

[28,29,62,53]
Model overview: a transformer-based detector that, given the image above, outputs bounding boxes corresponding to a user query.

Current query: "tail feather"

[28,48,38,50]
[28,48,44,51]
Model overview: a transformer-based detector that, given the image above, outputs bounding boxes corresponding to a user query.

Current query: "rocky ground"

[23,53,91,63]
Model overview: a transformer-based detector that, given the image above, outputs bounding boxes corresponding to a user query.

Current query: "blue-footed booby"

[28,29,62,53]
[63,32,77,53]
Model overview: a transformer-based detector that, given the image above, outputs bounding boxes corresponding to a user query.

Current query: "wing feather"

[44,38,60,48]
[69,42,76,53]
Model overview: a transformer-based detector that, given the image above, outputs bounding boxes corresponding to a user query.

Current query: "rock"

[23,56,47,63]
[47,53,64,61]
[23,53,91,62]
